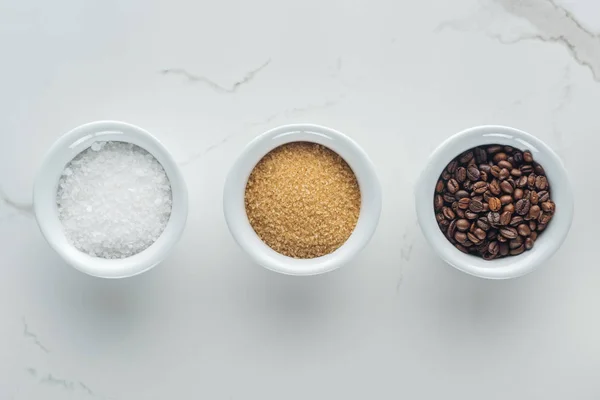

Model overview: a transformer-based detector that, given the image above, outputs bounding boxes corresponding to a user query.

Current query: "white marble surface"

[1,0,599,398]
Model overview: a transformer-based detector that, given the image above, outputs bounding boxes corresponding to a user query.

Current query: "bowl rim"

[415,125,574,279]
[223,123,382,276]
[33,120,188,278]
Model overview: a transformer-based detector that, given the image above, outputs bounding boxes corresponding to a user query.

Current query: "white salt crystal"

[56,141,173,259]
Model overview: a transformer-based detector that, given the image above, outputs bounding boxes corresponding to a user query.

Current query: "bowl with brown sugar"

[223,124,382,275]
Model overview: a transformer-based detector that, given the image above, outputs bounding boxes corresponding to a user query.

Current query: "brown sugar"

[245,142,361,258]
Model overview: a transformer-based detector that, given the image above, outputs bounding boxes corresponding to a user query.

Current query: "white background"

[1,0,599,398]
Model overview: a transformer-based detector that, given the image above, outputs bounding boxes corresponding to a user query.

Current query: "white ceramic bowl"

[223,124,382,276]
[415,125,574,279]
[33,121,188,278]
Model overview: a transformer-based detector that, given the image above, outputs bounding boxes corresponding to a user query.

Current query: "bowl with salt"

[34,121,188,278]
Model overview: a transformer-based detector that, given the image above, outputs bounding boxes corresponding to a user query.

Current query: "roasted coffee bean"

[493,152,507,163]
[500,227,518,239]
[436,213,445,224]
[458,197,471,210]
[510,168,522,177]
[472,181,488,194]
[488,197,502,212]
[534,162,545,176]
[436,180,445,193]
[467,165,480,181]
[456,219,470,232]
[456,244,469,254]
[529,221,537,232]
[490,165,501,179]
[455,190,470,199]
[528,205,541,220]
[530,231,538,241]
[447,160,458,174]
[474,147,487,163]
[477,218,491,231]
[498,235,507,243]
[489,180,501,195]
[510,216,524,227]
[482,252,496,260]
[481,171,489,182]
[487,230,498,240]
[473,228,487,241]
[463,240,474,247]
[530,191,539,205]
[504,203,515,214]
[499,211,512,226]
[447,178,459,193]
[447,219,457,238]
[487,145,503,154]
[535,175,548,190]
[467,232,482,245]
[516,175,528,188]
[510,245,525,256]
[541,201,555,214]
[500,180,514,194]
[442,206,455,220]
[513,188,524,200]
[459,151,474,164]
[454,232,467,244]
[525,237,534,250]
[463,180,473,190]
[516,199,531,216]
[455,167,467,182]
[488,241,500,255]
[500,195,513,205]
[537,223,547,232]
[434,195,444,210]
[441,170,451,180]
[538,190,550,203]
[499,243,509,256]
[499,168,510,180]
[527,174,536,189]
[469,199,484,213]
[443,193,456,203]
[509,236,523,249]
[479,164,492,174]
[497,160,512,169]
[520,164,534,175]
[523,150,533,163]
[517,224,531,237]
[439,219,450,229]
[465,210,479,220]
[513,151,523,165]
[456,209,465,218]
[487,211,501,225]
[539,212,553,225]
[504,146,514,153]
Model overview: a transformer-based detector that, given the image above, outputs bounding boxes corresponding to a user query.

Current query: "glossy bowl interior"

[415,125,574,279]
[223,124,382,276]
[33,121,188,278]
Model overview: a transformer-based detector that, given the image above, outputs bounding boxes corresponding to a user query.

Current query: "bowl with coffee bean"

[415,125,573,279]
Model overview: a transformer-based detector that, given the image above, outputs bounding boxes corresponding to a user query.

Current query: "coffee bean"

[510,168,522,177]
[436,213,445,224]
[516,199,531,215]
[469,199,484,213]
[472,181,488,194]
[489,180,501,195]
[439,219,450,229]
[447,219,457,238]
[499,243,509,256]
[442,206,455,220]
[530,231,538,241]
[497,160,512,169]
[465,210,479,220]
[537,223,547,232]
[447,178,459,194]
[534,162,545,176]
[474,147,487,163]
[510,245,525,255]
[541,201,555,214]
[513,188,524,200]
[485,145,501,154]
[480,171,489,182]
[529,221,537,232]
[463,180,473,191]
[499,168,510,180]
[455,167,467,182]
[488,197,502,212]
[487,211,500,225]
[436,180,444,193]
[490,165,501,179]
[500,195,513,205]
[510,216,524,227]
[459,151,474,164]
[467,232,482,245]
[441,170,451,180]
[504,146,514,153]
[535,175,548,190]
[473,228,486,241]
[509,236,523,249]
[528,205,541,220]
[504,203,515,214]
[455,190,469,200]
[488,241,500,255]
[513,151,523,165]
[493,152,507,163]
[517,224,531,237]
[458,198,471,210]
[538,190,550,203]
[434,195,444,210]
[500,227,518,239]
[477,218,491,231]
[456,219,470,232]
[516,176,528,188]
[500,180,514,194]
[467,165,480,181]
[527,174,536,189]
[498,235,507,243]
[443,193,455,203]
[538,212,553,225]
[456,244,469,254]
[480,164,492,174]
[447,160,458,174]
[463,240,474,247]
[525,237,534,250]
[520,165,534,175]
[523,150,533,163]
[499,211,512,226]
[454,232,467,244]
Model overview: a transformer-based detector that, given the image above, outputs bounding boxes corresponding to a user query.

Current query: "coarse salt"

[56,141,173,259]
